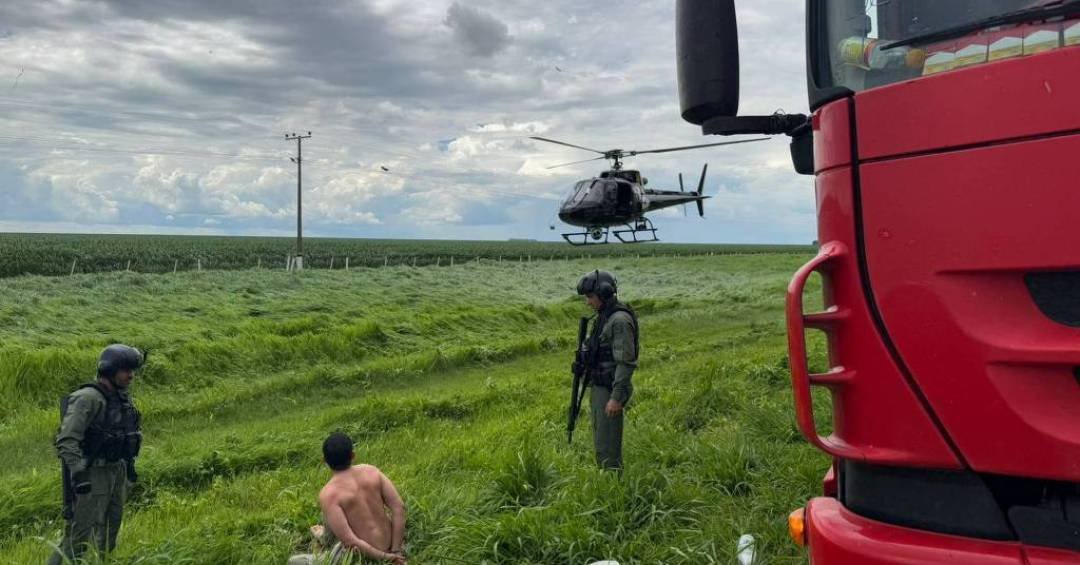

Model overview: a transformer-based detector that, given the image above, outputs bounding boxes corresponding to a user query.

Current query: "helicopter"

[531,136,769,245]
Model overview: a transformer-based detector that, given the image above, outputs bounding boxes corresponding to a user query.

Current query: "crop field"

[0,251,830,564]
[0,233,813,278]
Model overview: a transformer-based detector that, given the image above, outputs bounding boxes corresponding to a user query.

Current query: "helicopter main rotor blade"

[627,137,770,156]
[530,136,607,154]
[545,156,607,170]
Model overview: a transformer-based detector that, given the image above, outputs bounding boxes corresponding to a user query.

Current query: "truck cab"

[676,1,1080,562]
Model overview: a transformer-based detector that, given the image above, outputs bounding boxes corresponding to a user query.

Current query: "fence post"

[451,256,455,267]
[345,257,350,271]
[436,256,441,267]
[197,258,202,272]
[126,260,131,272]
[330,256,335,270]
[70,258,77,276]
[174,259,178,274]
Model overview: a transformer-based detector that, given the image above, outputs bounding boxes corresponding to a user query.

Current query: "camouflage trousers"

[47,461,129,565]
[590,385,624,470]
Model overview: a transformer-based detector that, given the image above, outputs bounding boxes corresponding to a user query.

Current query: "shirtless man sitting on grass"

[293,432,407,564]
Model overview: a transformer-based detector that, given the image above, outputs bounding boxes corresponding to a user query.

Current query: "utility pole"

[285,131,312,270]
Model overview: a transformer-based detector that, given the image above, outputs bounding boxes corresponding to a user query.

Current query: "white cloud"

[0,0,814,243]
[472,120,550,134]
[401,190,464,225]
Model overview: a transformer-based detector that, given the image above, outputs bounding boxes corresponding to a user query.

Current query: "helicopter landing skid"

[613,218,659,244]
[561,226,611,246]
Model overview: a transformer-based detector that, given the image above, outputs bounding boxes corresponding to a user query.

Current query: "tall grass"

[0,254,824,563]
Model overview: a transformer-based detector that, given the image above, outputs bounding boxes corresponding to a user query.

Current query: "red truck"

[676,1,1080,563]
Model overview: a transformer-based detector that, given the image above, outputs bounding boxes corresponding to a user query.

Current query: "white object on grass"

[736,534,757,565]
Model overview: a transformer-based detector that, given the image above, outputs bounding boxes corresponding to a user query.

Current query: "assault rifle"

[567,316,592,444]
[60,463,75,520]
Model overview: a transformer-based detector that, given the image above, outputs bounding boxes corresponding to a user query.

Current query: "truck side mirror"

[677,0,740,125]
[677,0,808,140]
[676,0,812,174]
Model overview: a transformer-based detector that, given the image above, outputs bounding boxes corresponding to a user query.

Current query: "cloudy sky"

[0,0,812,243]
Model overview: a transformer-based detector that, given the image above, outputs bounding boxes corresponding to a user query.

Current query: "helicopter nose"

[559,209,587,227]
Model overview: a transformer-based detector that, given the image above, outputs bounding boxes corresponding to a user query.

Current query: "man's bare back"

[319,464,406,563]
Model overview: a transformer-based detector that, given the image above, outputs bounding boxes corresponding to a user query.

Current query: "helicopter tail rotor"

[696,164,708,217]
[679,173,687,217]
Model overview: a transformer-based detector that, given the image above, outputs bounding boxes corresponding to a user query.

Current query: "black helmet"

[577,270,618,300]
[97,344,145,378]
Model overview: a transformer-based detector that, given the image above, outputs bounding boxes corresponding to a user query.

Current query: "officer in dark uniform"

[577,270,639,470]
[48,344,144,565]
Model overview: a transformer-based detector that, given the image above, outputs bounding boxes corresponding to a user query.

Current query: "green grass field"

[0,233,813,278]
[0,252,829,564]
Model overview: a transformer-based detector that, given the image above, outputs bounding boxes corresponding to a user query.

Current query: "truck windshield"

[819,0,1075,92]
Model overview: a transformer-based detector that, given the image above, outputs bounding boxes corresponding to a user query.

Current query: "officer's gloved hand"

[72,470,92,495]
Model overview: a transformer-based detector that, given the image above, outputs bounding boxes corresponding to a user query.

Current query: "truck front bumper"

[804,497,1046,564]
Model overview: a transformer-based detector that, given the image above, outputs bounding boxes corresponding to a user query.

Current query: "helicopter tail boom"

[643,163,710,216]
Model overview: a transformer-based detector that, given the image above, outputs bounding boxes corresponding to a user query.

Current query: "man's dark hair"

[322,432,354,471]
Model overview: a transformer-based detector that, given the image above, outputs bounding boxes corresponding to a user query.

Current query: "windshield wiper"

[883,0,1080,50]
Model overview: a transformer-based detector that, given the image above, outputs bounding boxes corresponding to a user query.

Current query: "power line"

[0,133,282,158]
[389,178,562,203]
[0,134,284,161]
[0,95,456,161]
[1,115,280,152]
[0,133,566,204]
[0,96,534,165]
[0,117,570,205]
[0,95,278,130]
[303,134,433,162]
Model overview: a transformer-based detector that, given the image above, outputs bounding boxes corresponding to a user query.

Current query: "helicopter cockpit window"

[599,181,619,202]
[582,181,608,204]
[566,180,591,206]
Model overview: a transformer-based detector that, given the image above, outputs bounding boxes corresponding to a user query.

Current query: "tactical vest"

[60,383,143,463]
[588,303,639,388]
